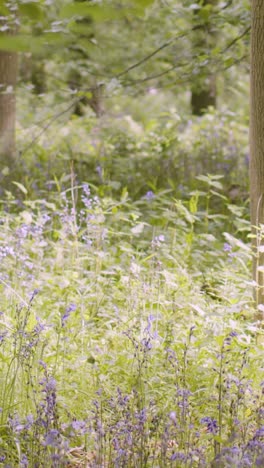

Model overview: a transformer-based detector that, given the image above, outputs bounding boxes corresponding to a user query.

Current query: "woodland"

[0,0,264,466]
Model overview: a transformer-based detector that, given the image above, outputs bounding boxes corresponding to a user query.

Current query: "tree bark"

[0,49,17,160]
[250,0,264,309]
[191,0,217,116]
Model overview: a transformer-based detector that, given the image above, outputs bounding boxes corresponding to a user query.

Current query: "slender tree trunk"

[191,0,217,116]
[68,0,104,118]
[0,49,17,160]
[250,0,264,310]
[191,75,216,116]
[31,60,46,95]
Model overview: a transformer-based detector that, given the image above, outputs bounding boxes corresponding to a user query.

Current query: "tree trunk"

[68,0,104,118]
[191,76,216,116]
[250,0,264,310]
[191,0,217,116]
[0,47,18,161]
[31,60,46,95]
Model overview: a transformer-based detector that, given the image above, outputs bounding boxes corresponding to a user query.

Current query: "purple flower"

[96,165,103,180]
[29,288,40,303]
[8,415,25,433]
[201,417,218,434]
[0,332,7,344]
[223,243,232,252]
[25,414,34,429]
[0,245,15,257]
[72,420,87,433]
[39,360,47,369]
[21,454,29,467]
[151,234,165,249]
[41,213,51,224]
[169,411,177,423]
[254,426,264,438]
[61,303,76,327]
[171,452,185,461]
[34,317,45,334]
[40,376,56,392]
[43,429,59,447]
[144,190,155,200]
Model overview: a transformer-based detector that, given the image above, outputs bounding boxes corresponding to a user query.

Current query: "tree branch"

[222,26,250,54]
[20,96,84,156]
[115,31,187,79]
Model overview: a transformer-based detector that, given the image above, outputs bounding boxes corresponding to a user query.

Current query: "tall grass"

[0,178,262,467]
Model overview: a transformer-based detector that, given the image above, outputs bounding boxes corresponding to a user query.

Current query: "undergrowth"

[0,178,263,467]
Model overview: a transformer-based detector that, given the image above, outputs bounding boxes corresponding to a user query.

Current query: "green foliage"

[0,179,257,466]
[0,0,256,465]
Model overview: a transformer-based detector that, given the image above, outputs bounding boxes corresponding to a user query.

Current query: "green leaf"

[68,20,93,36]
[18,2,43,20]
[197,4,214,22]
[0,35,31,52]
[12,182,28,195]
[60,4,122,22]
[133,0,154,6]
[0,4,10,15]
[0,32,69,53]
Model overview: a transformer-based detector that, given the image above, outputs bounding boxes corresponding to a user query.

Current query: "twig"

[222,26,250,54]
[20,96,83,156]
[115,32,187,78]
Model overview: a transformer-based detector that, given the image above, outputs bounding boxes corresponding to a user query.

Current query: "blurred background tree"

[0,1,18,161]
[0,0,250,187]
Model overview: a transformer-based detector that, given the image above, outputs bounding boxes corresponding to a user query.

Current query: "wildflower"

[40,375,56,393]
[25,414,34,429]
[39,360,47,369]
[169,411,177,423]
[0,332,7,344]
[171,452,185,461]
[61,303,76,327]
[21,454,29,467]
[81,184,92,208]
[0,245,15,257]
[254,426,264,438]
[223,242,236,260]
[72,420,87,433]
[144,190,155,200]
[43,429,60,447]
[34,317,45,334]
[151,234,165,249]
[200,417,218,434]
[8,415,25,433]
[96,165,103,180]
[29,288,40,303]
[41,213,51,224]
